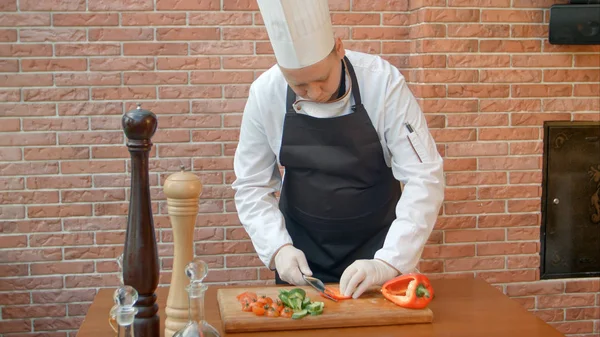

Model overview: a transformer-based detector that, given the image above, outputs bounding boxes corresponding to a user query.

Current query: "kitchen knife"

[303,275,338,302]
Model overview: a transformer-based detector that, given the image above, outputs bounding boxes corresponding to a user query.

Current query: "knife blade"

[303,275,338,302]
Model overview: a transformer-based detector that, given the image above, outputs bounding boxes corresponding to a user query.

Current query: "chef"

[232,0,445,299]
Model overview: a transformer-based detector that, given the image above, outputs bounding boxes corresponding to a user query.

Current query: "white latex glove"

[339,259,399,299]
[274,245,313,285]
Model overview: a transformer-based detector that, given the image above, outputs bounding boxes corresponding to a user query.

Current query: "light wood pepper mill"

[163,166,202,337]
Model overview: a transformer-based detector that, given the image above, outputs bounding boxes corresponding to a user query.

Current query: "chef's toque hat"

[257,0,335,69]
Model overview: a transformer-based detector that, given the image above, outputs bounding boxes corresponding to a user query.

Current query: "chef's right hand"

[274,244,313,285]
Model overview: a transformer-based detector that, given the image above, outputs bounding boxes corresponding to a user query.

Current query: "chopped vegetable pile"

[279,288,324,319]
[236,288,325,319]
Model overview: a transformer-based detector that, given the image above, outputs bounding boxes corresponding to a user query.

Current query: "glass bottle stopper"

[114,285,139,326]
[185,258,208,284]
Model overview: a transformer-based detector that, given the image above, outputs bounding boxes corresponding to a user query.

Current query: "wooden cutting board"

[216,284,433,333]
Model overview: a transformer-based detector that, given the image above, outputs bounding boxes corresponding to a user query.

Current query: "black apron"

[275,56,402,284]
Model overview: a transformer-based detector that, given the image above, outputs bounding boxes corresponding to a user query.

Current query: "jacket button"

[296,105,301,110]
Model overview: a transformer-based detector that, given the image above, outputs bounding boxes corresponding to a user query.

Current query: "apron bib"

[276,56,402,284]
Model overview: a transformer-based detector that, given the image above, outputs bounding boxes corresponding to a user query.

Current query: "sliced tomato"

[239,297,256,309]
[265,306,280,317]
[322,286,352,300]
[254,299,268,309]
[236,291,257,304]
[249,301,261,310]
[280,307,293,318]
[241,301,253,312]
[256,295,273,306]
[252,304,268,316]
[271,299,283,312]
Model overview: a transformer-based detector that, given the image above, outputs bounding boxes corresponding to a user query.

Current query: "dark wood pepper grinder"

[122,104,160,337]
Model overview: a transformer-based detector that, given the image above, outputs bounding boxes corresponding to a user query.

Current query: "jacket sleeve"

[374,65,445,275]
[232,83,293,270]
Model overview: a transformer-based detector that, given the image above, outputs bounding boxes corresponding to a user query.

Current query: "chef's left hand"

[339,259,399,299]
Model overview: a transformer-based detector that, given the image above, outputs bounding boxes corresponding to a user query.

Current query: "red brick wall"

[1,0,599,336]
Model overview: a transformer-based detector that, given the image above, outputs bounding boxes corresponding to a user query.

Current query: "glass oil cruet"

[109,253,125,333]
[173,258,221,337]
[113,285,139,337]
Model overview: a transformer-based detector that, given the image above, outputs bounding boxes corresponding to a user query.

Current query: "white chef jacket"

[232,49,445,275]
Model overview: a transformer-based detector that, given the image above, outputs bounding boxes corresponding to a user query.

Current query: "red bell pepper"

[381,273,434,309]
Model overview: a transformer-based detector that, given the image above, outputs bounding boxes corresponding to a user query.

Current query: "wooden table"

[78,277,565,337]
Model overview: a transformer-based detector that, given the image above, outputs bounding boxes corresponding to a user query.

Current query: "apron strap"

[343,56,362,108]
[286,85,296,113]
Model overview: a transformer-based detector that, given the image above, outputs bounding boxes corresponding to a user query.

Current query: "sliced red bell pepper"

[322,285,351,300]
[381,273,434,309]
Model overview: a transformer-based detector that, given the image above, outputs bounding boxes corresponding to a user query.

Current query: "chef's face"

[280,38,345,103]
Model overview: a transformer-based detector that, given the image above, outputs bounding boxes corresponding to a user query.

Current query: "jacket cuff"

[374,258,402,275]
[374,246,421,276]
